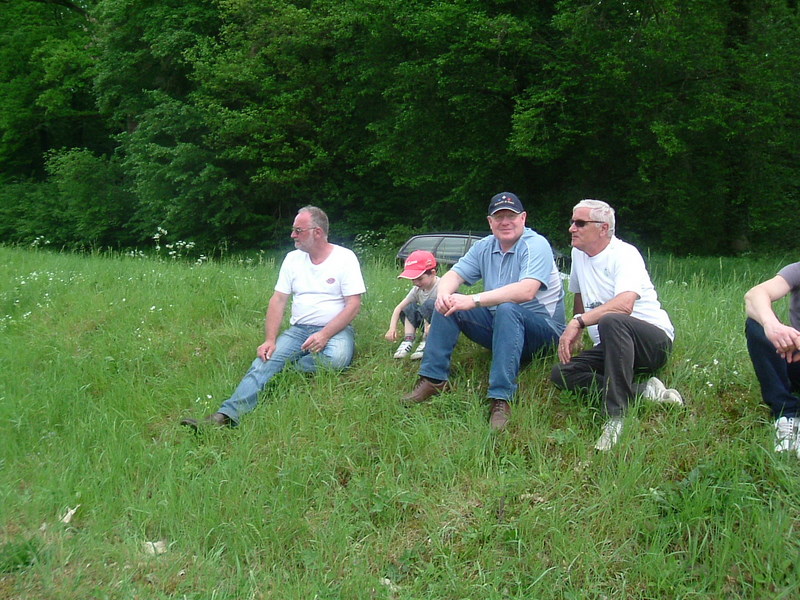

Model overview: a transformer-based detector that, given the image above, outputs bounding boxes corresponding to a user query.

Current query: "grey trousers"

[551,313,673,417]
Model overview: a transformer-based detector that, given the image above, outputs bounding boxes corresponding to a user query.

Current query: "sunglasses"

[291,226,318,234]
[570,219,604,228]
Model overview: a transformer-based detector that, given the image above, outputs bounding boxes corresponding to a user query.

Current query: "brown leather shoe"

[489,399,511,430]
[180,412,232,431]
[402,377,449,404]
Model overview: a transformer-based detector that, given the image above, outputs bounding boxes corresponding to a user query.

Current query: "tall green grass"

[1,246,798,599]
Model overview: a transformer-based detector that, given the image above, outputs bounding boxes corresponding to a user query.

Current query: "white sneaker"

[643,377,684,406]
[774,416,798,453]
[393,340,413,359]
[409,340,426,360]
[594,417,624,451]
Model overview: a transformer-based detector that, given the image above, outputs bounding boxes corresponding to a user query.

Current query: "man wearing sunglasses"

[402,192,566,431]
[551,199,683,451]
[181,205,365,429]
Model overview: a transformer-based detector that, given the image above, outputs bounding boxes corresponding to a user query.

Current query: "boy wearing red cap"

[385,250,440,359]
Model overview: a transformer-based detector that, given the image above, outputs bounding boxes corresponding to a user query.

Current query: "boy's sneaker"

[774,416,798,453]
[393,340,413,359]
[594,417,624,451]
[409,340,426,360]
[643,377,684,406]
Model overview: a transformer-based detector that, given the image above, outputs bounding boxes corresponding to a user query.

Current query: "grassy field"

[1,244,799,599]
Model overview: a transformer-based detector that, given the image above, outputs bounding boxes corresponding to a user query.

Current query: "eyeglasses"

[570,219,604,228]
[291,226,318,234]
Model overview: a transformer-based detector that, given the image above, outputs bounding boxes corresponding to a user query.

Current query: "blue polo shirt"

[452,228,566,333]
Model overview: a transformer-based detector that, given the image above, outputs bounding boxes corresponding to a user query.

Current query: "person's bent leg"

[745,317,800,418]
[419,298,435,325]
[404,307,492,403]
[296,325,355,373]
[403,303,424,334]
[550,346,606,393]
[599,314,671,417]
[417,308,492,382]
[487,303,559,400]
[217,326,306,423]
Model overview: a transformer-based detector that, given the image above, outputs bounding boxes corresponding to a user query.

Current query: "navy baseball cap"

[488,192,524,215]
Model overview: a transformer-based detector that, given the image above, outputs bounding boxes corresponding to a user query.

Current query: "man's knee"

[322,334,355,369]
[597,312,627,331]
[494,302,522,320]
[745,317,766,342]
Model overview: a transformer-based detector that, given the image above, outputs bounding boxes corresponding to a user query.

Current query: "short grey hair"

[574,199,615,237]
[298,205,329,236]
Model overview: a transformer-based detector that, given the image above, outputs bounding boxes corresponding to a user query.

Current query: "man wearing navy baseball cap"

[402,192,566,430]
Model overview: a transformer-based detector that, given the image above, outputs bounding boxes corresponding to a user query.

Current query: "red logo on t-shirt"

[326,278,336,284]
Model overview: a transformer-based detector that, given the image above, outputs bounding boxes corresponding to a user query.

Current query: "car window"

[404,236,440,253]
[436,237,471,260]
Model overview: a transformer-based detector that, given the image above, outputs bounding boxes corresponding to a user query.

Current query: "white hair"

[574,199,615,237]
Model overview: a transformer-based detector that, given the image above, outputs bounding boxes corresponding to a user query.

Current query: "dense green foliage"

[1,0,799,253]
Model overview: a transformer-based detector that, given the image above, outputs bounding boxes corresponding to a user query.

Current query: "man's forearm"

[745,288,780,327]
[436,270,464,297]
[474,279,541,306]
[578,291,637,327]
[318,298,361,340]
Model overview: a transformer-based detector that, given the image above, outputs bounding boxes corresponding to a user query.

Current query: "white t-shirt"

[275,245,366,326]
[570,236,674,344]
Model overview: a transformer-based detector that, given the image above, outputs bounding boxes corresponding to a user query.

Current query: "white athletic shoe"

[774,416,798,453]
[409,339,426,360]
[643,377,684,406]
[393,340,413,359]
[595,417,624,451]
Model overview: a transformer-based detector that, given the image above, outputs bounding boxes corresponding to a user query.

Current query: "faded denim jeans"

[218,324,355,423]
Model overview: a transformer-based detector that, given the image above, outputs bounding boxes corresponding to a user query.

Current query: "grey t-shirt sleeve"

[777,262,800,330]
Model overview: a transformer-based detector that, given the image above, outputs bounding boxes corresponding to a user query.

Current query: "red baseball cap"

[398,250,437,279]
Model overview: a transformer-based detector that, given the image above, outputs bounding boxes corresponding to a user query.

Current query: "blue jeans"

[218,324,355,423]
[745,318,800,418]
[419,303,562,401]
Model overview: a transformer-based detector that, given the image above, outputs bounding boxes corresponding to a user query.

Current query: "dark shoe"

[489,399,511,431]
[180,412,231,431]
[402,377,448,404]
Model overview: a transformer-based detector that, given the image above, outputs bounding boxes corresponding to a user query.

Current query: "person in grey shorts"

[385,250,440,360]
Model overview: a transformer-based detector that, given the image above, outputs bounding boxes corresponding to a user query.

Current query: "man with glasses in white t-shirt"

[181,205,365,429]
[551,199,684,451]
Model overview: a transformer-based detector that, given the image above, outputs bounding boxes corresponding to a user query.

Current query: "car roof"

[397,233,488,265]
[396,231,571,271]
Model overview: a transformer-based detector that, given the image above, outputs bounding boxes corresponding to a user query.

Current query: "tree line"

[1,0,798,255]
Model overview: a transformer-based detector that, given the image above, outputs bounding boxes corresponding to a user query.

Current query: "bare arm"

[745,275,800,361]
[301,294,362,353]
[385,298,412,341]
[580,291,638,326]
[257,291,291,360]
[437,272,543,316]
[558,291,639,363]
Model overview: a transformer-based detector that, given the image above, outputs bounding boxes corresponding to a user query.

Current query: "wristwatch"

[472,294,482,308]
[574,314,586,328]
